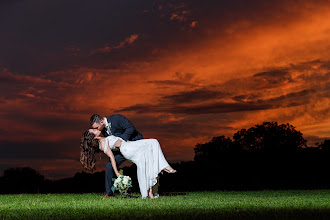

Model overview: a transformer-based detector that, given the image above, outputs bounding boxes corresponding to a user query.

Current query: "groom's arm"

[116,114,136,141]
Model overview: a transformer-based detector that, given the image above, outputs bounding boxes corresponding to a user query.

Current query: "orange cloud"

[91,34,139,55]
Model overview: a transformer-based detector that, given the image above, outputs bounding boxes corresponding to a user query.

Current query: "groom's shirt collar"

[104,117,109,127]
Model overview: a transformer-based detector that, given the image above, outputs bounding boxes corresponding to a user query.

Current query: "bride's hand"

[115,172,121,178]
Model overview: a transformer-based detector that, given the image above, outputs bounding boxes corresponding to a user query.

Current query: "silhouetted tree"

[319,139,330,152]
[194,135,237,161]
[233,122,307,152]
[0,167,45,193]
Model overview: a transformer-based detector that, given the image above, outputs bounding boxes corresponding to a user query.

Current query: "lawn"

[0,190,329,219]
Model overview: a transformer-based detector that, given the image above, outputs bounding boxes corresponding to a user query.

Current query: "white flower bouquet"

[111,172,132,196]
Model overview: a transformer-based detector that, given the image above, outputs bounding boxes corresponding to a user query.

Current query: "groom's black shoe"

[103,194,113,198]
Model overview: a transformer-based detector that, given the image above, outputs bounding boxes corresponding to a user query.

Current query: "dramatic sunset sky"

[1,0,329,179]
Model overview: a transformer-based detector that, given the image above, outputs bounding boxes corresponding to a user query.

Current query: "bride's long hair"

[80,130,101,171]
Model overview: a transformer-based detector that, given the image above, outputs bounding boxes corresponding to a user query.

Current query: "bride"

[80,128,176,198]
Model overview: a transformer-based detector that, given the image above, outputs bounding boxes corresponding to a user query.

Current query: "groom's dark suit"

[103,114,143,196]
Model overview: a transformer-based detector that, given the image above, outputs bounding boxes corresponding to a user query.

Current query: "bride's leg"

[148,187,154,199]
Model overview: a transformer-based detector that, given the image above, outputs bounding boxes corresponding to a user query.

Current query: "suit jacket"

[103,114,143,141]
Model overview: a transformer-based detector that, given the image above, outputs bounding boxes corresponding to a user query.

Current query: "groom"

[89,114,143,197]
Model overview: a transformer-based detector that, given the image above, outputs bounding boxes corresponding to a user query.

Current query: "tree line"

[0,122,329,194]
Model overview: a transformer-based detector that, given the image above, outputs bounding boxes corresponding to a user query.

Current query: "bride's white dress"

[103,136,170,198]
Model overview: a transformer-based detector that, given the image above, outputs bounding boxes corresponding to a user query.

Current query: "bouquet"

[111,170,132,196]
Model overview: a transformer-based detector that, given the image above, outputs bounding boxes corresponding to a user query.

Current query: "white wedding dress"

[103,136,170,198]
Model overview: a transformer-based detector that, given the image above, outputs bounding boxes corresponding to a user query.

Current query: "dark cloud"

[267,89,313,102]
[222,69,294,91]
[161,88,227,104]
[170,102,275,115]
[122,91,314,116]
[126,114,233,139]
[291,59,330,71]
[147,72,197,88]
[119,101,273,115]
[253,69,294,84]
[12,112,87,132]
[0,139,79,160]
[147,80,193,86]
[232,94,260,102]
[175,72,196,81]
[124,93,313,115]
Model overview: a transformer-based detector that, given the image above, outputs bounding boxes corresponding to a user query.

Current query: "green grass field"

[0,190,329,219]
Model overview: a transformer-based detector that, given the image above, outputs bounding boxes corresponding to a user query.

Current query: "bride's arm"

[99,141,121,177]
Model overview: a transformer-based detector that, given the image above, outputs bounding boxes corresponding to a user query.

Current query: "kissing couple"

[80,114,176,199]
